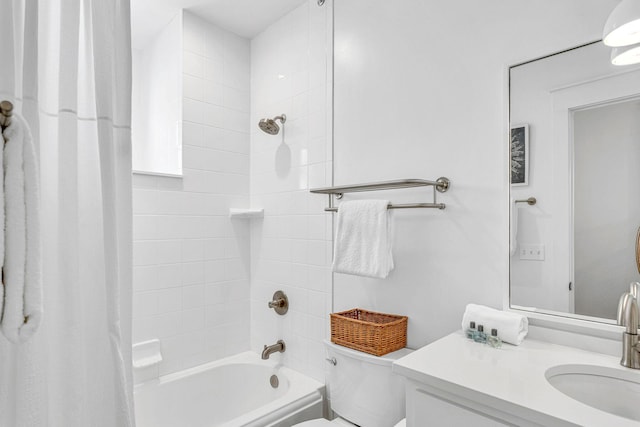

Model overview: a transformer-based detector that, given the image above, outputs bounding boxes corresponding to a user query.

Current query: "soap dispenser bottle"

[487,329,502,348]
[465,321,477,339]
[473,325,487,343]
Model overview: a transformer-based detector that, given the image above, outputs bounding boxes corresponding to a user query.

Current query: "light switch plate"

[519,244,545,261]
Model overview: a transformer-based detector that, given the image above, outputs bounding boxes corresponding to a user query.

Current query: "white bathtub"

[134,352,324,427]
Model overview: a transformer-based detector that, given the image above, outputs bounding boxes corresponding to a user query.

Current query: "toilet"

[295,340,413,427]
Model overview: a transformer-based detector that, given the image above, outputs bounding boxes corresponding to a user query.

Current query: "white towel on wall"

[510,198,518,256]
[332,199,394,279]
[461,304,528,345]
[1,113,42,343]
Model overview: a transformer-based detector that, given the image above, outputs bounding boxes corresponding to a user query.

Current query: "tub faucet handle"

[268,299,285,308]
[268,290,288,315]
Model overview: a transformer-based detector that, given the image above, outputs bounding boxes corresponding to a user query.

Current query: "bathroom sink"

[546,364,640,421]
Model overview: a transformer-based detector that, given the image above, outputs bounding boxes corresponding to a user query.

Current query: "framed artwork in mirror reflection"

[510,124,529,186]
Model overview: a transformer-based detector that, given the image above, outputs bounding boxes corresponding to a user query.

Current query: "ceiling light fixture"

[603,0,640,47]
[611,42,640,65]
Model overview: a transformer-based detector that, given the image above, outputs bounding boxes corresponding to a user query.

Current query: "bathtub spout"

[262,340,286,359]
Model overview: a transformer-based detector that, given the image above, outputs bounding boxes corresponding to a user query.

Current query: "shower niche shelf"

[229,208,264,219]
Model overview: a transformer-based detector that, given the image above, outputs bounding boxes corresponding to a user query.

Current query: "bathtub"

[134,352,324,427]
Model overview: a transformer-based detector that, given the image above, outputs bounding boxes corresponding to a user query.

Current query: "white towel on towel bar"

[332,199,394,279]
[1,113,42,343]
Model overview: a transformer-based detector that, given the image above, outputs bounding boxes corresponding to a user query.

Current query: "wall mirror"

[509,41,640,323]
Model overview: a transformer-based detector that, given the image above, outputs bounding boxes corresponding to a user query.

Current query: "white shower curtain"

[0,1,135,426]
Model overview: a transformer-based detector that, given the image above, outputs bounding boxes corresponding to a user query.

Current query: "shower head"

[258,114,286,135]
[259,119,280,135]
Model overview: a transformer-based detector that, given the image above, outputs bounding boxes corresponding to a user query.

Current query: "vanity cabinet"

[393,333,640,427]
[406,379,526,427]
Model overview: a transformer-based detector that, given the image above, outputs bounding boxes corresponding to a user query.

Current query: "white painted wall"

[333,0,618,349]
[249,0,332,381]
[132,11,251,381]
[132,15,183,176]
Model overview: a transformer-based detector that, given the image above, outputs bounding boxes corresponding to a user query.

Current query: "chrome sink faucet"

[261,340,286,360]
[617,283,640,369]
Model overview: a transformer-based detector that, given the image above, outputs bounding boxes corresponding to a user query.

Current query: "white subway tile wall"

[249,0,333,382]
[132,11,251,381]
[133,0,332,384]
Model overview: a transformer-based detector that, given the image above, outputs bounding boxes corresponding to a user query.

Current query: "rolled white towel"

[461,304,528,345]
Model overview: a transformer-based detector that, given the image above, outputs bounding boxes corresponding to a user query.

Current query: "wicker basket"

[330,308,407,356]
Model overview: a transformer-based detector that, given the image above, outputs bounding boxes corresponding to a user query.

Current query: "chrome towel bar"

[310,177,450,212]
[515,197,536,206]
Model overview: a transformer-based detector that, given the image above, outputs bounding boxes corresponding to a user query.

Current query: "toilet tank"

[324,340,413,427]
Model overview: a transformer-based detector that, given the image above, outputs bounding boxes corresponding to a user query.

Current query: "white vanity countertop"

[393,332,640,427]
